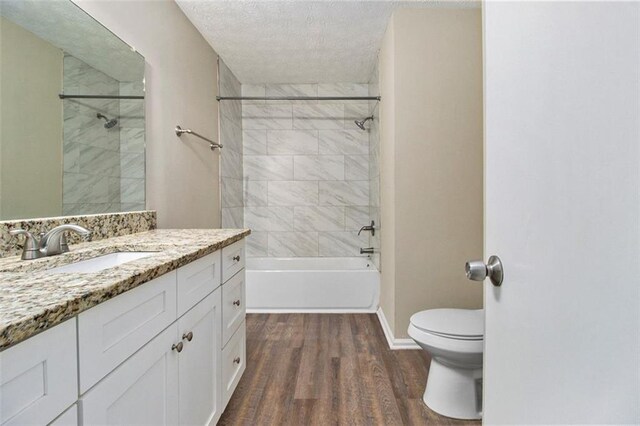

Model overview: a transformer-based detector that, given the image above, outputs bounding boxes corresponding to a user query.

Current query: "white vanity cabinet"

[0,238,246,426]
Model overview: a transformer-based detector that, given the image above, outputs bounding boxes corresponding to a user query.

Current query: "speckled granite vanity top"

[0,229,250,350]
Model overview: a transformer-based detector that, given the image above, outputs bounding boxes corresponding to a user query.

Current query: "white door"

[178,288,222,426]
[81,324,180,425]
[483,2,639,424]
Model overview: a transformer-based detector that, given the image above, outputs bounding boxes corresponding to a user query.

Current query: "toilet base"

[424,358,482,420]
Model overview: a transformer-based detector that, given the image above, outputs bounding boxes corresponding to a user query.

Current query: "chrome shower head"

[96,113,118,129]
[354,116,374,130]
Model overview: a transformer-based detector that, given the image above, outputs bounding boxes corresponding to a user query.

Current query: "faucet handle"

[9,229,43,260]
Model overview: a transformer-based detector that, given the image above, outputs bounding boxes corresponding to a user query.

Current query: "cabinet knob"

[233,255,241,262]
[182,331,193,342]
[233,299,241,307]
[233,357,241,364]
[172,342,184,353]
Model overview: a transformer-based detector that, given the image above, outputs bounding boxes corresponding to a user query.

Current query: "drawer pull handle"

[172,342,184,353]
[233,255,241,262]
[182,331,193,342]
[233,299,241,307]
[233,357,241,364]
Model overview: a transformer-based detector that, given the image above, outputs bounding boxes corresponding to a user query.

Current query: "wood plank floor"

[219,314,481,425]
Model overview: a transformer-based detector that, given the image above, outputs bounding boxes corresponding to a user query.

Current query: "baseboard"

[246,308,378,314]
[376,307,420,350]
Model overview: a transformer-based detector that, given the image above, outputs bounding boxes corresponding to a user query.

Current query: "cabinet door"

[80,323,180,426]
[178,288,222,426]
[0,319,77,426]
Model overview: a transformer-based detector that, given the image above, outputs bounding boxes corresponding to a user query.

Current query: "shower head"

[354,116,374,130]
[96,113,118,129]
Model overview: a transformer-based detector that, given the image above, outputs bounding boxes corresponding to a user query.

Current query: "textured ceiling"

[0,0,144,82]
[176,0,478,84]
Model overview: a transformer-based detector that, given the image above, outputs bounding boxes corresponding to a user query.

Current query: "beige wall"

[378,8,484,339]
[0,17,63,219]
[74,0,220,228]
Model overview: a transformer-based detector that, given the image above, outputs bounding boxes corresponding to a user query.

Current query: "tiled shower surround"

[240,83,375,258]
[369,65,381,270]
[63,55,145,215]
[219,59,244,228]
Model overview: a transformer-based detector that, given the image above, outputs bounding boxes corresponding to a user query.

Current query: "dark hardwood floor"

[219,314,481,425]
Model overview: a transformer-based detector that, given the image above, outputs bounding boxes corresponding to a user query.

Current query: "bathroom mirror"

[0,0,145,220]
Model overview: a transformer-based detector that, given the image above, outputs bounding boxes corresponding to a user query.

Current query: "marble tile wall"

[62,55,145,215]
[219,59,244,228]
[241,83,373,258]
[63,55,121,215]
[119,81,145,212]
[369,64,381,270]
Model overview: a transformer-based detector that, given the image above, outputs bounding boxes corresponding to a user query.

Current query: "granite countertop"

[0,228,250,350]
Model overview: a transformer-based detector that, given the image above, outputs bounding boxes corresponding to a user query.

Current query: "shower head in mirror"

[354,116,374,130]
[96,113,118,129]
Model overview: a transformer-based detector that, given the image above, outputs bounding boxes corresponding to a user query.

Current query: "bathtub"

[246,257,380,312]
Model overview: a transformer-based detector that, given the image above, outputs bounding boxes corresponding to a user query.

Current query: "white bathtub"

[246,257,380,313]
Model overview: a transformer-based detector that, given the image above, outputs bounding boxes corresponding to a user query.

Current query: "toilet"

[408,309,484,420]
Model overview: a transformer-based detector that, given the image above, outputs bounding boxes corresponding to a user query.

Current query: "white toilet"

[408,308,484,420]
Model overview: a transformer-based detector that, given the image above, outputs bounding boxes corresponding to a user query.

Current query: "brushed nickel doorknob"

[172,342,184,352]
[233,357,241,364]
[233,299,241,306]
[465,255,504,287]
[233,255,241,262]
[182,331,193,342]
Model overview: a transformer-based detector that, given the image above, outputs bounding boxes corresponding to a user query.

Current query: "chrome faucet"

[357,220,376,236]
[10,224,92,260]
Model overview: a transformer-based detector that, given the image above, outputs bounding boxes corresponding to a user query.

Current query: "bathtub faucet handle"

[357,220,376,236]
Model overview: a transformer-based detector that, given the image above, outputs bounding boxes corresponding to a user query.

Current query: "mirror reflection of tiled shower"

[62,54,145,215]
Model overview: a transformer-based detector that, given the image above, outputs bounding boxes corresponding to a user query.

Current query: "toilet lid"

[410,309,484,338]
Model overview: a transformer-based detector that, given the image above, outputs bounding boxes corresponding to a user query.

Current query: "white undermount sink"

[46,252,157,274]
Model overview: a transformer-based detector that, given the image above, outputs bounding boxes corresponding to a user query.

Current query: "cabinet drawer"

[80,323,179,426]
[177,251,221,317]
[78,271,177,393]
[49,403,78,426]
[222,271,246,346]
[0,320,77,426]
[221,240,245,282]
[221,320,246,407]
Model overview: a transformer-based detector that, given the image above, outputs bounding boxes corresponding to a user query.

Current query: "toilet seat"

[410,309,483,340]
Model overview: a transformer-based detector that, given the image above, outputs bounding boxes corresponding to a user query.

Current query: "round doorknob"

[465,255,504,287]
[233,357,241,364]
[182,331,193,342]
[233,299,241,307]
[172,342,184,353]
[233,255,241,262]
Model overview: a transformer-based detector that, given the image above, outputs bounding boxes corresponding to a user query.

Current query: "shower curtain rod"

[216,96,381,101]
[58,94,144,100]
